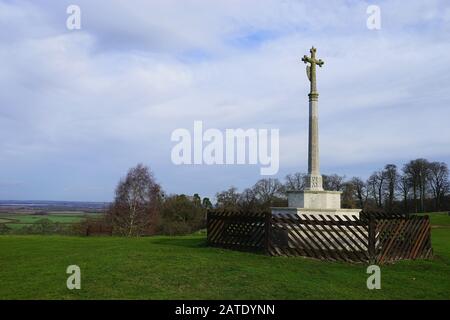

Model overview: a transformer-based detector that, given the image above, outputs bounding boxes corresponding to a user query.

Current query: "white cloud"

[0,0,449,200]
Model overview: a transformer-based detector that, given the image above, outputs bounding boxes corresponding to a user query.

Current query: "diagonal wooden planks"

[207,209,267,252]
[207,210,433,264]
[270,213,369,263]
[374,214,433,264]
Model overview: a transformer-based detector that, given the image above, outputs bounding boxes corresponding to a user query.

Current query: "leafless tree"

[108,164,161,236]
[383,164,399,212]
[398,174,411,213]
[349,177,368,209]
[238,188,259,211]
[342,181,357,208]
[323,174,345,191]
[284,172,307,191]
[252,178,283,206]
[215,186,240,210]
[367,171,385,208]
[403,159,430,212]
[428,162,449,211]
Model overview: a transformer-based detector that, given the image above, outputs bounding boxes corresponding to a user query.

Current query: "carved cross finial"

[301,46,324,94]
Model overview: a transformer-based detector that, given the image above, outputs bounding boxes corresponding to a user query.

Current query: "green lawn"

[420,212,450,227]
[0,221,449,300]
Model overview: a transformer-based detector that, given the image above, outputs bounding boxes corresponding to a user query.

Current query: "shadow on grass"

[150,237,269,256]
[150,236,209,249]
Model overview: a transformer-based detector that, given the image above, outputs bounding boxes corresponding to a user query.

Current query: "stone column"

[306,92,323,190]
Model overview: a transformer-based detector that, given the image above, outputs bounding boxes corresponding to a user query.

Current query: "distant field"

[0,213,449,299]
[0,212,102,230]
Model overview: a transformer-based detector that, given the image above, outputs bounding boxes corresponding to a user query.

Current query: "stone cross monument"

[302,47,324,191]
[272,47,361,218]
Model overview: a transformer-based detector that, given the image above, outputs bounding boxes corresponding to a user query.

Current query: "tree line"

[214,158,450,214]
[98,158,449,236]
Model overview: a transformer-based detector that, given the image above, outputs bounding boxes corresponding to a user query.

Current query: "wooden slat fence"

[270,213,369,263]
[374,215,433,263]
[207,210,433,264]
[207,210,267,252]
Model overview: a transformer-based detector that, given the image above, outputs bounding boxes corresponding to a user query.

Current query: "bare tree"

[383,164,399,212]
[428,162,449,211]
[252,178,283,206]
[238,188,259,211]
[398,174,411,213]
[342,181,357,208]
[284,172,307,191]
[215,187,240,210]
[403,159,430,212]
[323,174,345,191]
[367,171,385,208]
[108,164,161,236]
[349,177,368,209]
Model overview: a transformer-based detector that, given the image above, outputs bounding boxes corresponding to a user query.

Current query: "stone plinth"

[271,190,361,218]
[271,207,362,219]
[287,190,341,210]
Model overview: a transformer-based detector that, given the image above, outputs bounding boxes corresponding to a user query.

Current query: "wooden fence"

[207,210,266,251]
[207,210,433,264]
[372,215,433,263]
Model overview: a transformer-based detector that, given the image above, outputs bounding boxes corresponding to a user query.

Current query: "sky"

[0,0,450,202]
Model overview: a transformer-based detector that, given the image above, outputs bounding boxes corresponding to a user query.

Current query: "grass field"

[0,212,100,230]
[0,214,449,300]
[420,212,450,226]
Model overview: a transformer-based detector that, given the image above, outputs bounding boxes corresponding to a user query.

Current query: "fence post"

[264,212,271,255]
[368,214,376,264]
[206,210,211,246]
[424,215,433,258]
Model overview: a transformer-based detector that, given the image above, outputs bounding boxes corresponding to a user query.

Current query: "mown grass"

[421,212,450,227]
[0,220,449,300]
